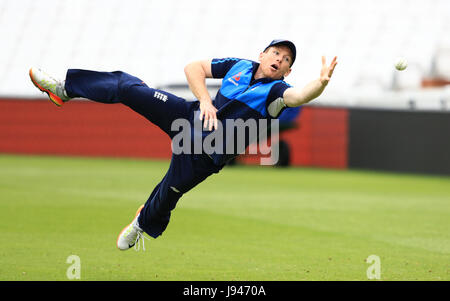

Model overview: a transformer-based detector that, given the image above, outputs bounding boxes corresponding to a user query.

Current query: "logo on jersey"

[227,72,242,86]
[232,72,241,81]
[154,91,168,102]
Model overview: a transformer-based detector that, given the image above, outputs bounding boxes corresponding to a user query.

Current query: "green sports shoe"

[29,67,71,106]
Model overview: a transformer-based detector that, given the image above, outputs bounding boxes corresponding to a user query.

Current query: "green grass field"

[0,154,449,281]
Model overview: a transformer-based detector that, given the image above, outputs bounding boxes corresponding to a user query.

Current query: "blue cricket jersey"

[195,58,295,166]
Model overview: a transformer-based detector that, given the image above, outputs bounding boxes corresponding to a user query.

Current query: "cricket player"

[29,40,337,251]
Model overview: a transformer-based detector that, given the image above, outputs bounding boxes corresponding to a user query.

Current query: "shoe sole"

[116,204,145,251]
[29,68,64,107]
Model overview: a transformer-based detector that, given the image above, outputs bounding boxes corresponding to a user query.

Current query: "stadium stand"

[0,0,449,110]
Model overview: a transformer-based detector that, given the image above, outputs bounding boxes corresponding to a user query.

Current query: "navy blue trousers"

[65,69,222,238]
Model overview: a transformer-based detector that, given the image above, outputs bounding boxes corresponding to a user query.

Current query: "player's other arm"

[184,59,218,130]
[283,56,337,107]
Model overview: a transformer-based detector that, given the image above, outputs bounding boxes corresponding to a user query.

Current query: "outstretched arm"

[283,56,338,107]
[184,59,218,130]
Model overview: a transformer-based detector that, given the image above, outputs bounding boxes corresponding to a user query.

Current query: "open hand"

[320,56,338,85]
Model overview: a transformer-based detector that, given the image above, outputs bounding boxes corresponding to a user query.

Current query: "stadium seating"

[0,0,449,110]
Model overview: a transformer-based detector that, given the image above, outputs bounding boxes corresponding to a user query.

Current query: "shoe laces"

[134,230,150,251]
[56,80,70,101]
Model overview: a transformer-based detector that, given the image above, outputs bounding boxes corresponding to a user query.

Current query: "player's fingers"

[328,67,334,76]
[329,62,337,76]
[331,56,337,65]
[206,112,214,130]
[205,113,212,129]
[210,112,217,131]
[322,56,326,66]
[330,57,337,69]
[203,113,209,128]
[326,57,337,75]
[330,67,336,77]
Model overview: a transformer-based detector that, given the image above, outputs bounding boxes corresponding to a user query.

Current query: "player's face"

[258,45,293,79]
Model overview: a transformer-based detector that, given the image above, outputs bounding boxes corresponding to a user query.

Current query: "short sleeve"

[211,58,241,79]
[266,81,292,118]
